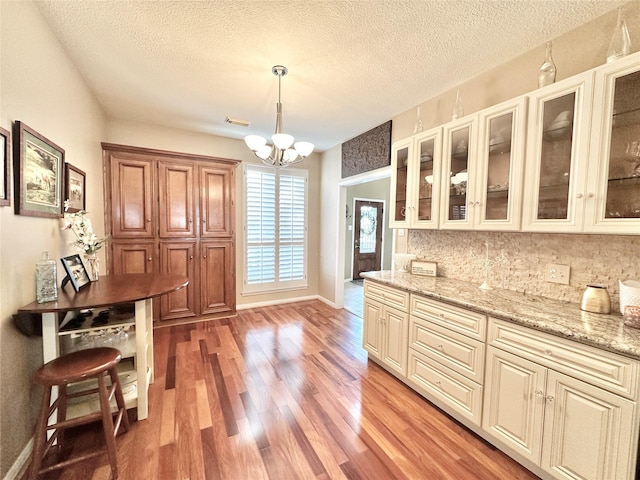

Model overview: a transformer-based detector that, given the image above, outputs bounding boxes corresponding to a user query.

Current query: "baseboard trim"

[4,437,32,480]
[237,295,336,310]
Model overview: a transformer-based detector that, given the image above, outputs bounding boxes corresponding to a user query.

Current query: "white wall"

[0,1,107,476]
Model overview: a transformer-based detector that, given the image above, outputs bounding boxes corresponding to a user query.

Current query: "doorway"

[352,199,383,280]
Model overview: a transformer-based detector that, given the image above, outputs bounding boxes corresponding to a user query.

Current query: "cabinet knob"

[146,218,151,222]
[190,255,194,260]
[587,192,595,198]
[535,390,544,398]
[189,218,193,223]
[576,193,584,199]
[147,257,152,261]
[546,395,555,403]
[544,349,553,356]
[202,219,206,224]
[435,381,442,388]
[437,344,444,350]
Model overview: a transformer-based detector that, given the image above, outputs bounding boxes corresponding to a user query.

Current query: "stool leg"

[28,386,52,480]
[108,367,130,432]
[98,374,118,479]
[56,384,67,448]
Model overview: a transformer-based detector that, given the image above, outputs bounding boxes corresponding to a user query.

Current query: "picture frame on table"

[0,126,10,207]
[60,254,91,292]
[64,163,86,213]
[13,121,64,218]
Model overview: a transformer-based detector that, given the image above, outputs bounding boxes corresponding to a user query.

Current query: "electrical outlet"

[546,263,570,285]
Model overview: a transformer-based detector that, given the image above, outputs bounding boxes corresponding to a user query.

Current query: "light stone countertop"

[361,271,640,360]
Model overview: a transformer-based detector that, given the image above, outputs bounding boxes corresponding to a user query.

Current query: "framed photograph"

[60,254,91,292]
[65,163,86,213]
[0,126,10,207]
[13,121,64,217]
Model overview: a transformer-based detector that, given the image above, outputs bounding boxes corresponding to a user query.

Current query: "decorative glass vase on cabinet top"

[538,42,557,88]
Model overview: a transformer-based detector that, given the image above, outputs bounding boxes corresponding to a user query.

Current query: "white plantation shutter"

[244,165,307,293]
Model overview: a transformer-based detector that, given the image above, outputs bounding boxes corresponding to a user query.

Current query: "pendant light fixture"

[244,65,314,167]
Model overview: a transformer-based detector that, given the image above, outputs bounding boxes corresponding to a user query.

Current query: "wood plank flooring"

[30,300,540,479]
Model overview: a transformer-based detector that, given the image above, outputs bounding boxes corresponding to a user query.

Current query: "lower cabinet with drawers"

[362,279,640,480]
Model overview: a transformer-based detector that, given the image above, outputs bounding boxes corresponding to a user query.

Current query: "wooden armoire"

[102,143,239,324]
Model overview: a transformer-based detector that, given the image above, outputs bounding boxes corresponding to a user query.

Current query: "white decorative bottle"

[538,41,557,88]
[606,8,631,63]
[36,251,57,303]
[451,90,464,120]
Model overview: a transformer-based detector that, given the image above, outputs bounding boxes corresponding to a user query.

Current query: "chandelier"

[244,65,314,167]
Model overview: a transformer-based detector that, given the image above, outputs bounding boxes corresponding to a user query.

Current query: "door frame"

[350,196,385,281]
[334,166,394,309]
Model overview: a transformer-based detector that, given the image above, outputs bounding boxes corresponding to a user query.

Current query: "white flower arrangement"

[62,200,109,254]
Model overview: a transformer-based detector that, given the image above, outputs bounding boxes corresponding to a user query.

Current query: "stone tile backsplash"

[408,230,640,311]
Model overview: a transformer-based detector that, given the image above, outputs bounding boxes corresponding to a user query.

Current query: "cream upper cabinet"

[584,52,640,234]
[389,127,443,229]
[390,138,412,228]
[474,97,528,231]
[522,72,595,232]
[440,115,478,229]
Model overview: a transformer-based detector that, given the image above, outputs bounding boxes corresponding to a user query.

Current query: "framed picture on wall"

[0,126,10,207]
[60,254,91,292]
[13,121,64,217]
[65,163,86,213]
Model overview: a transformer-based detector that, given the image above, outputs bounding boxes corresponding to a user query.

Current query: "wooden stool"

[28,347,130,479]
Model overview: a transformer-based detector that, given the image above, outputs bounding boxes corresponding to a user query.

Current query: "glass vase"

[36,251,57,303]
[606,8,631,63]
[451,89,464,120]
[84,253,99,281]
[538,41,557,88]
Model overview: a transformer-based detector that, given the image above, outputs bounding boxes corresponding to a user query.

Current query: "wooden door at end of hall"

[353,200,383,280]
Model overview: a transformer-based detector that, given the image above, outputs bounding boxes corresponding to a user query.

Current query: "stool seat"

[28,347,130,479]
[34,347,122,386]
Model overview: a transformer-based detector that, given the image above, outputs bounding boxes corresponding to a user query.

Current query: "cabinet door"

[109,153,155,237]
[389,138,413,228]
[483,346,547,465]
[200,240,235,315]
[411,128,442,228]
[585,52,640,234]
[382,306,409,376]
[363,298,383,359]
[522,73,594,232]
[440,116,477,229]
[199,165,234,238]
[475,97,527,231]
[159,241,197,320]
[111,241,156,274]
[541,370,637,480]
[158,161,196,238]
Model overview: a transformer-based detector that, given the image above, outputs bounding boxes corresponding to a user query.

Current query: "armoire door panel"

[158,161,196,238]
[160,242,197,320]
[200,241,234,314]
[111,241,156,274]
[109,154,155,237]
[200,166,234,238]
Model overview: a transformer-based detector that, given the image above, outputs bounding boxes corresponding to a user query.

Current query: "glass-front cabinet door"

[389,138,412,228]
[411,127,442,229]
[440,116,477,229]
[475,97,527,231]
[522,73,594,232]
[585,52,640,234]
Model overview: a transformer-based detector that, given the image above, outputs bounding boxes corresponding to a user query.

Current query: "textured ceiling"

[35,0,627,152]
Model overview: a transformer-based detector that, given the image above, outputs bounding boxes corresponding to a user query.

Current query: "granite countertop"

[361,271,640,360]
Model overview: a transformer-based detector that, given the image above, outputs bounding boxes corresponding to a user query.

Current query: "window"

[243,164,307,293]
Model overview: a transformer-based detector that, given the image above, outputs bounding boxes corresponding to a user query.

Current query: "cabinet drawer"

[364,280,409,312]
[409,316,485,384]
[407,348,483,426]
[488,317,640,399]
[410,294,486,341]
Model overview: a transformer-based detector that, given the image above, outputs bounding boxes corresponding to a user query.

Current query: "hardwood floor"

[30,300,539,479]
